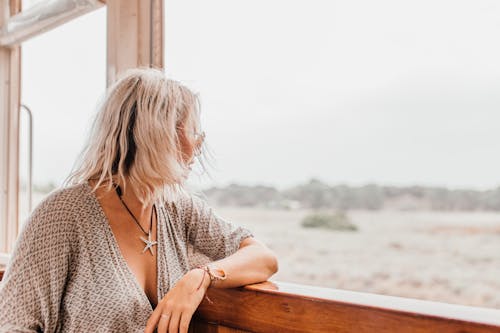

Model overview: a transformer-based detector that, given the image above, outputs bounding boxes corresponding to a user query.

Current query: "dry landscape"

[214,207,500,310]
[17,191,500,310]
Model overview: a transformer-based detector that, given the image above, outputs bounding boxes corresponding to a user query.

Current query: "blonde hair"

[64,68,204,206]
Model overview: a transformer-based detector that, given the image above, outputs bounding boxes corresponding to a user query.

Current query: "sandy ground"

[213,207,500,310]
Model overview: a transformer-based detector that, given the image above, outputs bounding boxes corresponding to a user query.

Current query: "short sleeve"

[0,192,74,333]
[182,195,254,261]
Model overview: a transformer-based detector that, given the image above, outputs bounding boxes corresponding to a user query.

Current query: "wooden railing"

[1,269,500,332]
[191,281,500,333]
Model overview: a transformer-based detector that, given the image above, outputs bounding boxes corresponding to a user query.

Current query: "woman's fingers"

[157,312,171,333]
[144,308,163,333]
[167,311,181,333]
[179,311,194,333]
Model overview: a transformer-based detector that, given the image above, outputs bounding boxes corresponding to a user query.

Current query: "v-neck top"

[0,182,254,333]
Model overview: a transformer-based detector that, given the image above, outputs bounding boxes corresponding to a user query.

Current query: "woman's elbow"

[242,237,279,281]
[263,248,279,279]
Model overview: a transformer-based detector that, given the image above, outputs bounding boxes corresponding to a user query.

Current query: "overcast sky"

[18,0,500,190]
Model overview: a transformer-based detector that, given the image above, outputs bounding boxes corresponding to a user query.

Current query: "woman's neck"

[89,178,154,223]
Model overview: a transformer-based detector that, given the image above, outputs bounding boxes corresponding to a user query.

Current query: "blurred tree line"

[203,179,500,211]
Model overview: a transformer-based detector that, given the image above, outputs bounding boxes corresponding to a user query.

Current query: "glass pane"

[18,105,32,226]
[22,0,45,11]
[166,0,500,309]
[19,7,106,225]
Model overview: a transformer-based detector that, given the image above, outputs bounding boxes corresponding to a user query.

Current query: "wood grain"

[192,281,500,333]
[106,0,164,86]
[0,0,21,254]
[189,320,251,333]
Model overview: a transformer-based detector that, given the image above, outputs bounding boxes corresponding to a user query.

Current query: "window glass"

[21,0,45,11]
[166,0,500,309]
[19,7,106,225]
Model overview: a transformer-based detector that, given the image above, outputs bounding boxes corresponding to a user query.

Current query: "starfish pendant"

[140,231,158,256]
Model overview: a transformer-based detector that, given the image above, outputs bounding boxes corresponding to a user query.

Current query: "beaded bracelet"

[194,265,227,305]
[195,268,209,291]
[197,265,227,286]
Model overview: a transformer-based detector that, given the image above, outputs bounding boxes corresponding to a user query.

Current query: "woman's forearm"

[146,238,277,333]
[201,237,279,289]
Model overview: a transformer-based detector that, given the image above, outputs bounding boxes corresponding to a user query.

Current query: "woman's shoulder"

[26,183,91,228]
[33,183,88,213]
[14,183,89,253]
[165,190,209,216]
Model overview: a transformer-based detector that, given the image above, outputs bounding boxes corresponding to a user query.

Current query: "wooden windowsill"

[192,280,500,333]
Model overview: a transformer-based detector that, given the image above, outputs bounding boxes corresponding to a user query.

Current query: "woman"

[0,68,278,333]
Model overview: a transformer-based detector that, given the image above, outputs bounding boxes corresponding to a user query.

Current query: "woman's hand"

[144,268,210,333]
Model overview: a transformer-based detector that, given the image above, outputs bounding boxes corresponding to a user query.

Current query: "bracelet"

[193,265,226,305]
[193,268,213,304]
[195,268,209,291]
[196,264,227,287]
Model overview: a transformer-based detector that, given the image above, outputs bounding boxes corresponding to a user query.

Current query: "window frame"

[0,0,163,264]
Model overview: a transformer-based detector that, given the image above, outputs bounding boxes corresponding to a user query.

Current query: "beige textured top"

[0,182,253,333]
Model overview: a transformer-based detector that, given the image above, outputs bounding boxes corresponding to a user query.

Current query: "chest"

[108,210,159,308]
[93,191,160,309]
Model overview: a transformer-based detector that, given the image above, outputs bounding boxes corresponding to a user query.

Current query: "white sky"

[18,0,500,190]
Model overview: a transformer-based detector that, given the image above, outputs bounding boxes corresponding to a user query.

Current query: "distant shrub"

[301,211,357,231]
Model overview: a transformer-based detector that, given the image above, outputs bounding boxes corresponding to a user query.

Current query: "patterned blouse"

[0,182,254,332]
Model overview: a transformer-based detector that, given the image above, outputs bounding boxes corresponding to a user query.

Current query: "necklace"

[114,184,158,256]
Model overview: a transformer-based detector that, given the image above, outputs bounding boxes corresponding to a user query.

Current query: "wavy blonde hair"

[64,68,204,206]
